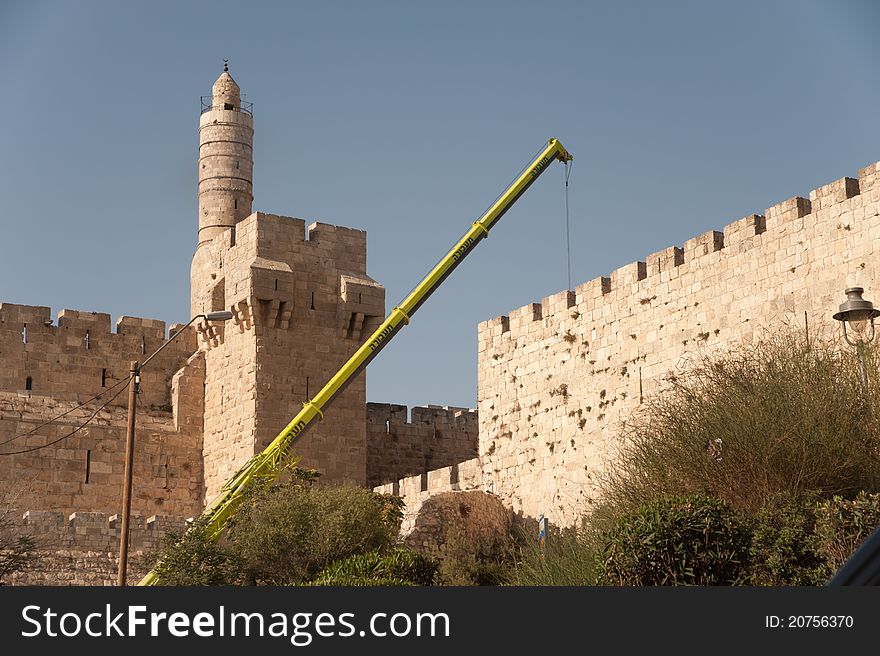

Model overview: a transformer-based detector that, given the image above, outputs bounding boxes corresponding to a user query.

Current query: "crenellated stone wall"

[6,510,188,586]
[472,161,880,526]
[0,306,204,518]
[366,403,478,487]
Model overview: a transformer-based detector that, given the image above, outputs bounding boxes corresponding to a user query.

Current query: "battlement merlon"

[373,457,484,501]
[20,510,189,551]
[0,302,198,404]
[367,402,478,431]
[0,304,51,325]
[227,213,368,271]
[0,303,188,341]
[478,159,880,340]
[200,213,369,272]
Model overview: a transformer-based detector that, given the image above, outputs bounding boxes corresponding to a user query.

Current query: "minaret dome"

[211,62,241,110]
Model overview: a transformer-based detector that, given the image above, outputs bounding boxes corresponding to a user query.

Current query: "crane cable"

[564,159,573,291]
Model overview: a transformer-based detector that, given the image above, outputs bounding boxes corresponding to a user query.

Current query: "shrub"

[311,548,438,586]
[815,491,880,573]
[150,518,243,586]
[227,482,401,585]
[602,334,880,515]
[0,486,39,583]
[0,521,38,584]
[151,474,405,586]
[436,523,518,586]
[748,492,826,586]
[510,524,599,586]
[595,494,751,586]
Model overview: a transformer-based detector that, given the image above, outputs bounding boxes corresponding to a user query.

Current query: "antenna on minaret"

[223,59,229,72]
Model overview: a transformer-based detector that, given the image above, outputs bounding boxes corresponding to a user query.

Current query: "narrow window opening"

[25,376,32,391]
[230,225,236,247]
[101,368,107,387]
[234,199,238,209]
[639,366,644,404]
[236,160,240,169]
[385,419,390,433]
[21,324,27,344]
[224,103,234,110]
[84,330,90,350]
[85,450,91,484]
[310,291,315,310]
[140,336,146,355]
[274,279,278,291]
[358,293,362,304]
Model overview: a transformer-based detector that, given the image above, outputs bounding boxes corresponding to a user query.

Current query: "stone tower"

[191,66,385,500]
[196,61,253,249]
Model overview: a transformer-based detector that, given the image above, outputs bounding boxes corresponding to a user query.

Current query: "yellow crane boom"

[140,138,572,585]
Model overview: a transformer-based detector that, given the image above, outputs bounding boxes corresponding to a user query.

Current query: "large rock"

[403,490,513,558]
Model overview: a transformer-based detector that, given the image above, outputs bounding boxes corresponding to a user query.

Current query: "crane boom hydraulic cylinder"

[140,138,572,585]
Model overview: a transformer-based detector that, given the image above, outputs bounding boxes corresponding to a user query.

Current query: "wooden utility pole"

[117,361,139,586]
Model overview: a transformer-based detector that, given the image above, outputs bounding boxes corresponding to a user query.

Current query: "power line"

[0,377,130,448]
[0,378,131,456]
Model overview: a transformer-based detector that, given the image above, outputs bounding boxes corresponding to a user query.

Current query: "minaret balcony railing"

[200,96,253,116]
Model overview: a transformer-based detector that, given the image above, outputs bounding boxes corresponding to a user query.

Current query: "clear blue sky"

[1,1,879,410]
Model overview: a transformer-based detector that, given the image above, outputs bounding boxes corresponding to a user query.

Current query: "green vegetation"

[151,474,408,586]
[513,333,880,586]
[509,525,598,586]
[0,487,39,584]
[604,334,880,513]
[310,548,438,586]
[435,523,517,586]
[0,509,38,584]
[595,495,751,586]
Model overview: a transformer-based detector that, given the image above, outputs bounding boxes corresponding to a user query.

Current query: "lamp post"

[832,287,880,395]
[116,310,233,586]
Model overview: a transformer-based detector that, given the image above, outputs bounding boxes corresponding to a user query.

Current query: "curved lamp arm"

[139,310,233,370]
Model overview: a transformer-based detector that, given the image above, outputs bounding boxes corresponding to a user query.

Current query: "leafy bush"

[151,475,405,586]
[602,334,880,514]
[748,492,826,586]
[151,518,243,586]
[311,548,438,586]
[815,491,880,573]
[227,483,401,585]
[595,495,751,586]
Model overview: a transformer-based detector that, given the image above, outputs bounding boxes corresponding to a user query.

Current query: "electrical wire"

[0,378,131,456]
[0,376,130,448]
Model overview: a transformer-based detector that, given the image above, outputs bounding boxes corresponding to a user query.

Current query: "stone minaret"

[198,62,253,245]
[190,66,385,501]
[192,63,254,317]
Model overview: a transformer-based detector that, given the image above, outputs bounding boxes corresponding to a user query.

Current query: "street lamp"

[117,310,233,586]
[832,287,880,394]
